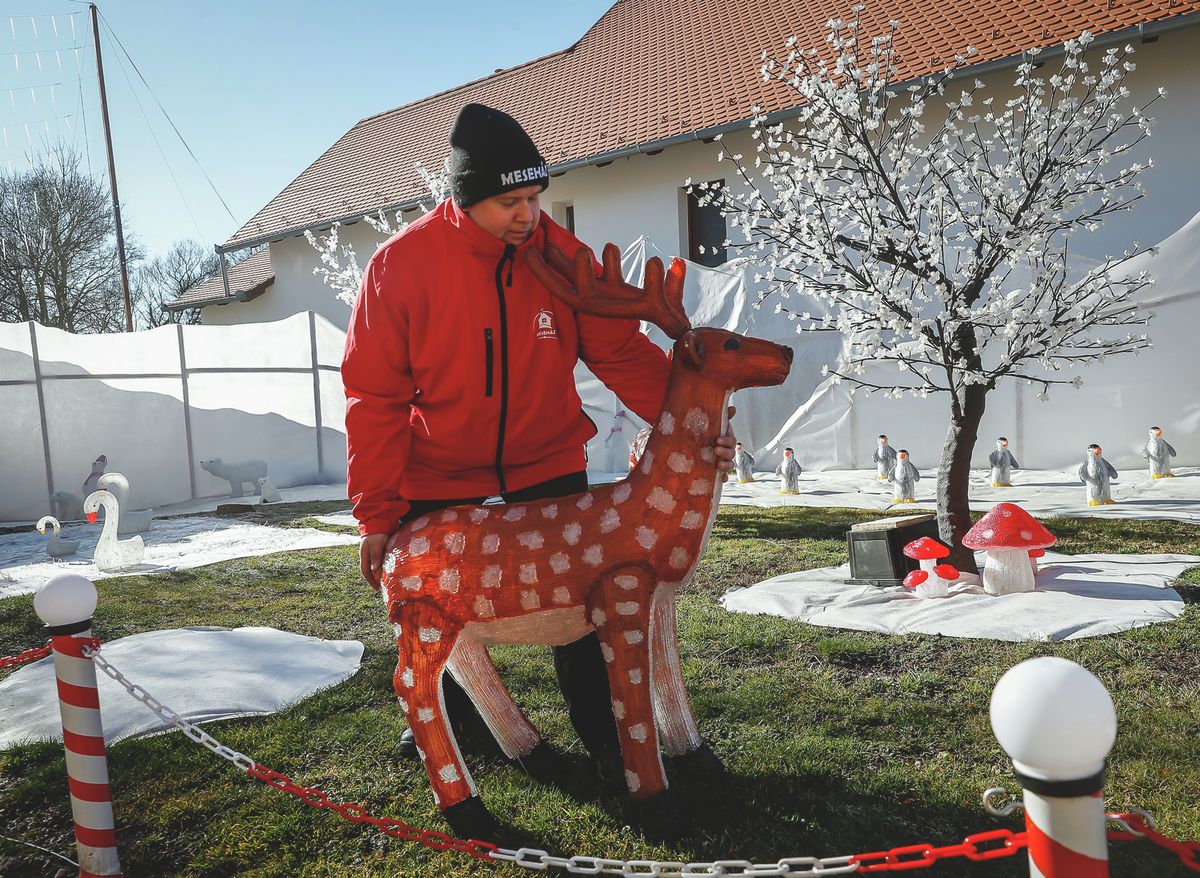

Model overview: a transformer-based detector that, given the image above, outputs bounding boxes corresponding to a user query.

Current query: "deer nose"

[783,346,794,363]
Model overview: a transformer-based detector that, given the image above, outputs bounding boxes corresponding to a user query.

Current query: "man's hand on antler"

[714,405,737,480]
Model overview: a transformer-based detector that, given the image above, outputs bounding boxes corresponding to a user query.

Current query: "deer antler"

[526,241,692,339]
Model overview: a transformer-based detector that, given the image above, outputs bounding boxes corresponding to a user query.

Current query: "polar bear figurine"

[258,477,282,502]
[200,458,269,498]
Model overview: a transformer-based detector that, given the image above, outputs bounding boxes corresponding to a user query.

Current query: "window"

[686,180,727,267]
[552,201,575,234]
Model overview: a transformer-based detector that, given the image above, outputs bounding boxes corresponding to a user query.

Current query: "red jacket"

[343,199,672,536]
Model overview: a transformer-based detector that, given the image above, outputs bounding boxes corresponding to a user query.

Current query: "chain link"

[1107,812,1200,873]
[0,640,53,670]
[848,829,1028,872]
[486,849,860,875]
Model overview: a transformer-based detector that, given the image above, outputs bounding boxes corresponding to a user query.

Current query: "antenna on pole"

[90,2,134,332]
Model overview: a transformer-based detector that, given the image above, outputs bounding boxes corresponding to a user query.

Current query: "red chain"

[1108,813,1200,873]
[245,763,499,860]
[0,641,53,671]
[851,828,1028,871]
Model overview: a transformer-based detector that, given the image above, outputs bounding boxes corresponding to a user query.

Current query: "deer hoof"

[671,741,726,778]
[513,741,572,786]
[630,790,685,842]
[442,795,501,843]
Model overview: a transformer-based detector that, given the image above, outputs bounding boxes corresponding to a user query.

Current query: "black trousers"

[399,470,621,763]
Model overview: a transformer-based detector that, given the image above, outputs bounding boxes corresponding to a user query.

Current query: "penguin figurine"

[988,437,1020,487]
[775,447,802,494]
[873,434,897,481]
[1078,444,1119,505]
[734,442,756,483]
[82,453,107,496]
[888,449,920,503]
[1141,426,1177,479]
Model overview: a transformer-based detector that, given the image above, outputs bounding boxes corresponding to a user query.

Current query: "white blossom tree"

[712,15,1160,567]
[306,160,450,304]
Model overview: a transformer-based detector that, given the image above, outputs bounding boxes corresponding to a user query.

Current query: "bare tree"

[713,19,1158,567]
[0,151,134,333]
[134,239,219,328]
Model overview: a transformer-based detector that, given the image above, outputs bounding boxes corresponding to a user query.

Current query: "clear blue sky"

[0,0,613,260]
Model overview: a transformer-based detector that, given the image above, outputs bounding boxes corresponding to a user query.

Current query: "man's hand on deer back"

[714,405,737,481]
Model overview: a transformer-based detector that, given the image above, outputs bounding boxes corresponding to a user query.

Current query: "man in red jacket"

[343,104,734,799]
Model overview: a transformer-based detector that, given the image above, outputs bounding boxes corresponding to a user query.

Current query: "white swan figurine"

[97,472,153,534]
[84,490,145,572]
[37,515,80,558]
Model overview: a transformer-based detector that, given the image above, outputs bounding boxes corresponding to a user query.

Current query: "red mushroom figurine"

[962,503,1056,595]
[1028,547,1047,576]
[903,569,929,590]
[902,536,958,597]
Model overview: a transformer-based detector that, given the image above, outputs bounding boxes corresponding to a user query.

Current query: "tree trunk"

[936,383,988,572]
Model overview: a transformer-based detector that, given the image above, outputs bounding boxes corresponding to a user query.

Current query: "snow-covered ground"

[722,551,1199,642]
[0,627,364,748]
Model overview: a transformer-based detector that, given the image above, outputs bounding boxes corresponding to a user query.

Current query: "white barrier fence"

[0,312,347,523]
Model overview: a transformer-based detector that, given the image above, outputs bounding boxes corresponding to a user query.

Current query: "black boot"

[397,727,418,759]
[512,741,572,786]
[442,795,501,843]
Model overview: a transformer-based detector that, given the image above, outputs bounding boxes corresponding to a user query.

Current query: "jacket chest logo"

[535,309,557,340]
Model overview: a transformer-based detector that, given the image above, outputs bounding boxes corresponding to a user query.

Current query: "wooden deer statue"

[379,242,793,840]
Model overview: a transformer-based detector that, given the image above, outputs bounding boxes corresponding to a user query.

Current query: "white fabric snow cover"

[0,627,364,748]
[585,214,1200,478]
[721,552,1198,642]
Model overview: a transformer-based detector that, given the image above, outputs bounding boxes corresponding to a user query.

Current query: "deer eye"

[723,337,741,351]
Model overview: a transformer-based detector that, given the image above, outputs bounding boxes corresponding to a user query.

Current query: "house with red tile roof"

[173,0,1200,325]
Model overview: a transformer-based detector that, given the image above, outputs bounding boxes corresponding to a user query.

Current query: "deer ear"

[676,332,704,370]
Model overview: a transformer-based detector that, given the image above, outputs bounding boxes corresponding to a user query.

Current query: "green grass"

[1,503,1198,876]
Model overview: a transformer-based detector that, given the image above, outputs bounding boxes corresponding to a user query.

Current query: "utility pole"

[90,3,134,332]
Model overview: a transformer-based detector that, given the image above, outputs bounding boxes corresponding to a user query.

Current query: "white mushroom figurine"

[901,536,959,598]
[962,503,1056,596]
[37,515,80,558]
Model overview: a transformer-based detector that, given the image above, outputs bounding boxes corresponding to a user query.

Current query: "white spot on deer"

[689,478,713,496]
[700,448,715,464]
[629,667,643,685]
[577,493,594,510]
[614,574,639,590]
[625,770,641,793]
[409,536,430,556]
[419,627,442,643]
[482,534,500,554]
[473,594,495,618]
[668,452,694,473]
[669,547,691,569]
[684,407,709,435]
[629,723,648,743]
[616,601,640,615]
[552,586,571,604]
[438,568,461,592]
[440,510,459,523]
[409,516,429,532]
[658,411,675,435]
[518,530,544,549]
[542,503,558,519]
[612,483,632,504]
[468,508,489,524]
[415,746,426,762]
[680,510,703,530]
[592,608,608,627]
[583,544,604,566]
[635,526,657,549]
[550,552,570,574]
[520,563,538,584]
[520,590,541,610]
[444,532,465,554]
[392,622,403,638]
[482,565,503,588]
[624,630,644,645]
[612,698,625,719]
[639,449,655,474]
[439,764,462,784]
[600,508,620,533]
[400,667,414,688]
[382,553,396,574]
[600,642,615,662]
[418,707,434,723]
[647,487,676,513]
[401,575,422,591]
[504,506,527,521]
[562,522,582,545]
[398,697,409,712]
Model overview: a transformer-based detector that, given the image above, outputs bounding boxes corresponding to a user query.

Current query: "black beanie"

[449,103,549,208]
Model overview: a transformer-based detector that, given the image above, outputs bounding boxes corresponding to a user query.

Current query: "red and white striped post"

[990,657,1117,878]
[33,573,123,878]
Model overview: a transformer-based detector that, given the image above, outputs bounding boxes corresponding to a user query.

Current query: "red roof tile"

[224,0,1200,250]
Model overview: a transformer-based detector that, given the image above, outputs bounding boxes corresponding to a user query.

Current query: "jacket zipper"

[483,328,494,397]
[492,244,516,494]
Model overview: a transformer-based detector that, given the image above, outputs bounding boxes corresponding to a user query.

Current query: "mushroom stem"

[982,547,1036,596]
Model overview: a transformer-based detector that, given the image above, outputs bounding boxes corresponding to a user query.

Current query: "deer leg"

[587,568,667,801]
[445,636,541,760]
[648,582,703,757]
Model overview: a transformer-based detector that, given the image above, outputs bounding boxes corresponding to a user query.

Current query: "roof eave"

[164,278,272,312]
